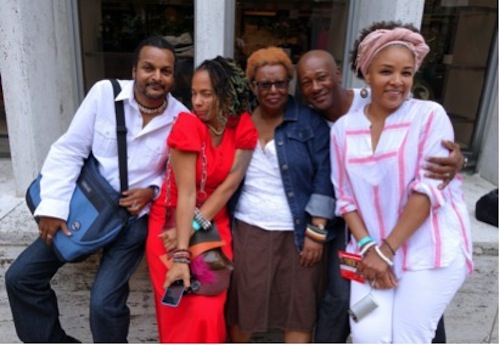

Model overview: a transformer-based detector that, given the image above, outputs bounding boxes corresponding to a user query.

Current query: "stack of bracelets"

[358,236,394,267]
[305,223,327,243]
[169,248,191,264]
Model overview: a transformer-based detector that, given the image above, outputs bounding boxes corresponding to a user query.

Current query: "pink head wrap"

[355,27,430,78]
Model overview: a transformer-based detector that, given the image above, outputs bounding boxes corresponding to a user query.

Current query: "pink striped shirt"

[331,98,473,276]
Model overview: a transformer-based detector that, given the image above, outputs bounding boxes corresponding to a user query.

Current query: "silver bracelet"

[194,208,211,231]
[374,245,394,266]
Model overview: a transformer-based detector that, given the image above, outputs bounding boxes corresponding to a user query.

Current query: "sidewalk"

[0,158,498,343]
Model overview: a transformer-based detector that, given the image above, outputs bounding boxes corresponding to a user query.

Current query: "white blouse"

[330,98,473,277]
[235,140,294,231]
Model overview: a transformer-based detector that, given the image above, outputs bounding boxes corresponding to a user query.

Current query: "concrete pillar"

[343,0,425,88]
[194,0,235,67]
[0,0,80,195]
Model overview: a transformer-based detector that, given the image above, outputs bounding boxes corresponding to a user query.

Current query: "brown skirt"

[225,219,324,333]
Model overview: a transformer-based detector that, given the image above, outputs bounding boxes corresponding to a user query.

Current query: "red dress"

[146,111,257,343]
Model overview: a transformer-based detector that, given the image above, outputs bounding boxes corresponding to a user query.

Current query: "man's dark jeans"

[5,216,147,343]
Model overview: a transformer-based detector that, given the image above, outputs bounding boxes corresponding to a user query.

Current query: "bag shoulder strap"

[109,79,128,192]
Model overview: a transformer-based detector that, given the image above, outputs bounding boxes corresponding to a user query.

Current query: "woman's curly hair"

[349,21,420,80]
[245,46,294,83]
[196,56,250,126]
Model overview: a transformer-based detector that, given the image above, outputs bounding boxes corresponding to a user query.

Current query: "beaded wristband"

[374,246,394,266]
[173,257,190,264]
[305,224,327,243]
[358,236,373,248]
[168,248,191,259]
[194,208,211,231]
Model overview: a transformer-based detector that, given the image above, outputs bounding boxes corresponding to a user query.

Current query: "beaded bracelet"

[168,248,191,259]
[374,246,394,266]
[194,208,211,231]
[173,257,190,264]
[305,224,327,243]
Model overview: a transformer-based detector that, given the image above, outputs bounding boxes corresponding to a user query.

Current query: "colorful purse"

[188,221,233,295]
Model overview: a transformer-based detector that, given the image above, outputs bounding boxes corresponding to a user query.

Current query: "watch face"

[150,185,160,200]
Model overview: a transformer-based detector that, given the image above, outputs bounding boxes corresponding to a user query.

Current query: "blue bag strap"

[109,79,128,193]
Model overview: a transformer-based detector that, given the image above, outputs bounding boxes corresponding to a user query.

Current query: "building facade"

[0,0,497,195]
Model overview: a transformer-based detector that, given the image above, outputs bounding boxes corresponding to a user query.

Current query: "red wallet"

[338,250,365,283]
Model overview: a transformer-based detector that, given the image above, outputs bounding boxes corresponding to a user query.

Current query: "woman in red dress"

[146,56,257,343]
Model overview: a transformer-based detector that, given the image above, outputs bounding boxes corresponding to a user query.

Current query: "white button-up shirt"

[35,79,188,220]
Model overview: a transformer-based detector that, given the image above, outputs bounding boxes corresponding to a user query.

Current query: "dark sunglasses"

[253,79,289,91]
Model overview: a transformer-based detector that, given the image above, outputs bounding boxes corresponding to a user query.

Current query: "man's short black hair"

[132,36,176,67]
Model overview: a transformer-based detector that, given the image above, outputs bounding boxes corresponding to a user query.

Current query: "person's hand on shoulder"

[424,140,465,189]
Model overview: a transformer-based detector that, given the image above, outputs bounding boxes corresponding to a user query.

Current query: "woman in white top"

[330,21,473,343]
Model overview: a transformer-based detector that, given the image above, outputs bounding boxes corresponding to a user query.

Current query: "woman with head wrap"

[146,56,257,342]
[330,21,473,343]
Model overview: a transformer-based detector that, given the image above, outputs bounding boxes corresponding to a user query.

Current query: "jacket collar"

[282,95,300,122]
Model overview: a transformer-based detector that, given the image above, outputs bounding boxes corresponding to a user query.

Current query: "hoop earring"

[360,87,369,99]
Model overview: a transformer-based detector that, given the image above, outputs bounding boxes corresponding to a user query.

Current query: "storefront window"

[235,0,348,95]
[419,0,497,151]
[78,0,194,105]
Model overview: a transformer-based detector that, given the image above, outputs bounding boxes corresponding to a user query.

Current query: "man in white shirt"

[297,50,464,343]
[5,36,188,343]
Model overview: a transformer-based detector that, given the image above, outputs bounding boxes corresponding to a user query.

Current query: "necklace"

[207,124,225,136]
[136,99,168,115]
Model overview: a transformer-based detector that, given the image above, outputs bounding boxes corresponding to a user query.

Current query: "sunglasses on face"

[253,79,289,92]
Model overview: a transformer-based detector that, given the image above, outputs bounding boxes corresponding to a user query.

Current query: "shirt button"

[295,219,301,225]
[288,192,294,198]
[282,164,288,171]
[277,140,284,146]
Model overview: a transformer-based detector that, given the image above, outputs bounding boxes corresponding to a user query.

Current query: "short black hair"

[132,36,176,68]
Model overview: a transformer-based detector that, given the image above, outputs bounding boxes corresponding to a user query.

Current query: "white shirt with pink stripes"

[330,98,473,278]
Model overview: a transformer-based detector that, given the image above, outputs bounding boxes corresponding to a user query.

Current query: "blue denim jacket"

[230,96,336,251]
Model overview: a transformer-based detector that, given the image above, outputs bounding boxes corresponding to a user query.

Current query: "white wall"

[0,0,79,195]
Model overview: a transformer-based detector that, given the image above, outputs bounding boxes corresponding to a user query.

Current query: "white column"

[343,0,425,88]
[194,0,235,67]
[0,0,80,195]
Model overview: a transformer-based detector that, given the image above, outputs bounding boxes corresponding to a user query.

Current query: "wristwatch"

[149,185,160,201]
[462,157,469,170]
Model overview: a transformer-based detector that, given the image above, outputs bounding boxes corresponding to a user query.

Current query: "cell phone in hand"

[161,280,185,307]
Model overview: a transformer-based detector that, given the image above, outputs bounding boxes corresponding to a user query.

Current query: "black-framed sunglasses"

[253,79,289,92]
